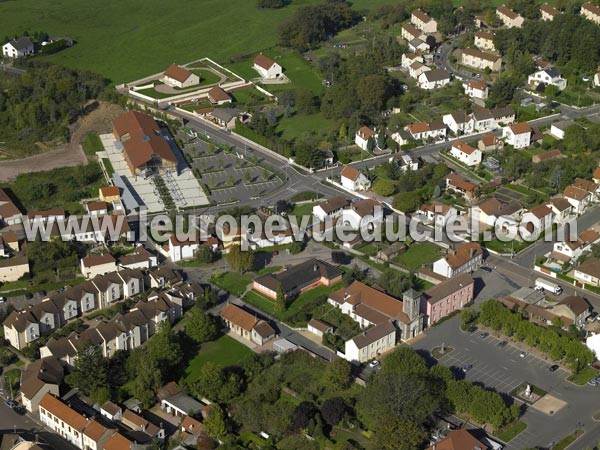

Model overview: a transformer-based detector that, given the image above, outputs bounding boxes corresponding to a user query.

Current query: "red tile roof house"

[84,201,108,216]
[445,172,480,200]
[80,253,117,278]
[253,54,282,79]
[207,86,232,105]
[112,110,178,177]
[355,126,375,151]
[162,64,199,89]
[220,303,276,346]
[340,165,371,191]
[433,242,483,278]
[519,204,553,240]
[422,273,474,326]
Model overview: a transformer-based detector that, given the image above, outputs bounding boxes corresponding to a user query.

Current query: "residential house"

[312,196,350,222]
[391,129,413,147]
[533,149,562,164]
[20,356,63,413]
[80,253,117,278]
[503,122,532,148]
[39,393,87,449]
[245,225,296,250]
[167,235,199,262]
[220,303,276,345]
[406,121,447,141]
[409,38,430,53]
[548,197,573,224]
[593,167,600,184]
[461,48,502,71]
[411,9,438,33]
[253,258,343,300]
[207,86,232,105]
[574,257,600,287]
[355,126,375,151]
[497,5,525,27]
[0,232,18,253]
[26,208,65,225]
[328,281,424,362]
[581,2,600,25]
[446,173,479,200]
[2,37,34,58]
[3,309,41,350]
[395,152,421,172]
[443,111,475,135]
[162,64,199,88]
[119,246,158,270]
[572,177,599,202]
[307,318,334,338]
[401,23,426,42]
[121,408,165,442]
[528,67,567,90]
[100,401,122,421]
[426,429,490,450]
[409,61,431,79]
[418,69,451,89]
[82,420,112,450]
[376,242,407,262]
[401,52,423,69]
[449,141,482,166]
[99,186,120,203]
[471,108,495,131]
[103,433,134,450]
[552,229,600,263]
[339,199,384,231]
[520,204,553,240]
[550,120,577,139]
[112,111,178,177]
[564,185,591,214]
[0,255,29,282]
[340,166,371,191]
[463,80,489,100]
[478,133,504,151]
[158,382,206,418]
[253,54,282,79]
[551,296,590,327]
[418,202,458,227]
[433,242,483,278]
[422,273,474,327]
[206,107,241,129]
[473,197,522,231]
[84,201,108,216]
[474,30,495,51]
[0,188,23,225]
[541,3,560,20]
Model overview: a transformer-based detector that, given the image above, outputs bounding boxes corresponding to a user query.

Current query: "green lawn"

[495,420,527,443]
[102,158,115,178]
[568,366,598,385]
[190,68,221,86]
[231,87,273,107]
[185,335,253,382]
[394,242,443,271]
[335,146,371,164]
[277,112,337,141]
[483,238,532,255]
[289,202,316,220]
[211,272,253,297]
[81,133,104,156]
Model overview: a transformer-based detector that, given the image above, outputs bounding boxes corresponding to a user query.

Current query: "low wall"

[534,265,558,278]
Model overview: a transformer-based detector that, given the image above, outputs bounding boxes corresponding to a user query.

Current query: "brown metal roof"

[163,64,193,83]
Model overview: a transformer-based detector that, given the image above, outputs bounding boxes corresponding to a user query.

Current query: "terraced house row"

[2,267,186,350]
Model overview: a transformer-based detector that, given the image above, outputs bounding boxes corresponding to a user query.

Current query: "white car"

[368,360,380,368]
[519,351,528,358]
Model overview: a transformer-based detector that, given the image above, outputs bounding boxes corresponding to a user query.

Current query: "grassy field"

[495,420,527,443]
[211,272,253,297]
[81,133,104,156]
[277,112,337,141]
[394,242,443,271]
[185,335,253,382]
[568,365,598,385]
[0,0,391,84]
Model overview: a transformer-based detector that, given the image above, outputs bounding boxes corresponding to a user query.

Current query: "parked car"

[587,380,597,387]
[368,360,380,369]
[519,351,528,358]
[481,266,492,272]
[0,297,6,303]
[3,399,17,409]
[24,293,33,300]
[479,332,489,339]
[461,364,473,373]
[497,340,507,347]
[548,365,559,372]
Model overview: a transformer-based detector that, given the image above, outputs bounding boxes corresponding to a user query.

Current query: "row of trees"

[477,300,594,371]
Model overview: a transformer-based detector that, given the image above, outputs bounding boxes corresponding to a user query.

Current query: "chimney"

[469,247,475,258]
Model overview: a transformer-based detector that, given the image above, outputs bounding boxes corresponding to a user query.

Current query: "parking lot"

[182,137,284,205]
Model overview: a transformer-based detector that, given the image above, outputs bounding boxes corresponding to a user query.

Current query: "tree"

[393,191,421,213]
[320,397,347,426]
[65,343,109,402]
[376,129,386,149]
[225,245,255,273]
[186,308,220,343]
[325,358,352,390]
[366,137,375,152]
[204,404,228,440]
[196,245,215,264]
[193,362,243,402]
[275,287,286,313]
[130,355,163,408]
[339,122,347,142]
[377,270,415,299]
[563,125,586,153]
[373,179,396,196]
[146,322,183,378]
[356,74,392,114]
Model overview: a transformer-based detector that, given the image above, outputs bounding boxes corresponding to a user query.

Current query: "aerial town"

[1,0,600,449]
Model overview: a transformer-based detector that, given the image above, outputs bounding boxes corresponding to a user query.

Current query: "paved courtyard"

[182,137,284,206]
[99,133,209,213]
